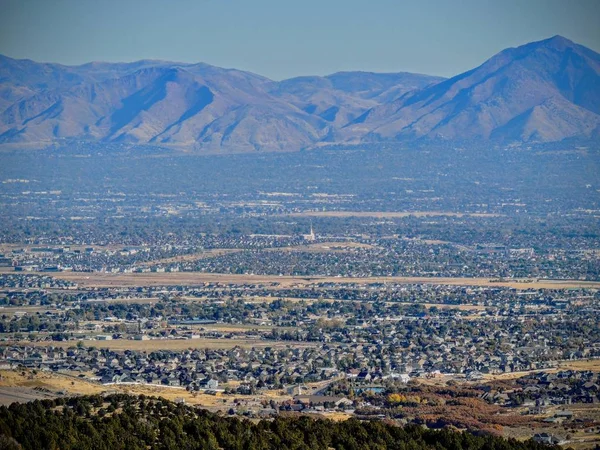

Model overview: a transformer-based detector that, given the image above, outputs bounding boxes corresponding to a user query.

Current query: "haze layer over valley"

[1,36,599,152]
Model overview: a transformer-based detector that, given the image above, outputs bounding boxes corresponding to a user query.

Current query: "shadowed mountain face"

[269,72,444,127]
[339,36,600,143]
[0,36,598,151]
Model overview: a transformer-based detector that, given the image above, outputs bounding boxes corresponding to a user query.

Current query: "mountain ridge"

[1,35,598,151]
[337,36,600,144]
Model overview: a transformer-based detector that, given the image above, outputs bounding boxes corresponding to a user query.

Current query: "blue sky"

[1,0,599,80]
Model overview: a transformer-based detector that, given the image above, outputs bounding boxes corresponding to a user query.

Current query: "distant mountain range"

[1,35,598,151]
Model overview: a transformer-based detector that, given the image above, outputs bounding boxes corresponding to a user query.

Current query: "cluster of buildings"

[2,228,598,280]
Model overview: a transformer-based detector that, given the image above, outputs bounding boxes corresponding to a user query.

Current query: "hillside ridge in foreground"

[0,394,560,450]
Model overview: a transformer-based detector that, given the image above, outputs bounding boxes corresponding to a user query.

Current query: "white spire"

[305,221,316,241]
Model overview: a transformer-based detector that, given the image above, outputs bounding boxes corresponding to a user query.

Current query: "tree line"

[0,394,561,450]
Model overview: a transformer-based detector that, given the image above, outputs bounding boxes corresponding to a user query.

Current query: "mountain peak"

[1,37,599,150]
[528,34,586,54]
[523,34,600,58]
[339,35,600,144]
[541,34,574,46]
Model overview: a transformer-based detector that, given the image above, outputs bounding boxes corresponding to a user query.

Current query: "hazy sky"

[1,0,599,80]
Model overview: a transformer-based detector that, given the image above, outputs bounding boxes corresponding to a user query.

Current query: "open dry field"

[0,386,59,405]
[0,305,61,315]
[556,359,600,371]
[115,383,239,409]
[483,359,600,381]
[0,369,105,397]
[287,211,501,218]
[0,370,241,409]
[504,403,600,449]
[0,369,597,446]
[85,297,160,304]
[0,370,332,410]
[187,323,293,332]
[145,241,375,266]
[12,337,315,351]
[416,302,487,311]
[146,248,243,266]
[201,294,488,311]
[47,271,600,290]
[0,243,132,254]
[271,241,375,252]
[235,296,487,311]
[560,404,600,449]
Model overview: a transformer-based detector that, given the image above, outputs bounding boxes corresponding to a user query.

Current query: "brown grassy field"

[189,295,488,312]
[0,370,241,409]
[320,411,353,421]
[271,241,375,253]
[562,404,600,449]
[0,370,316,410]
[0,305,61,315]
[417,302,487,311]
[145,242,374,266]
[504,403,600,448]
[48,271,600,290]
[0,243,133,254]
[556,359,600,371]
[85,297,160,304]
[1,369,598,446]
[146,248,243,266]
[0,369,105,396]
[12,338,315,351]
[0,386,58,405]
[187,323,295,332]
[484,359,600,381]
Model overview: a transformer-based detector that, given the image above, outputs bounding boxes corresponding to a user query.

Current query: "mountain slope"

[0,35,598,151]
[338,36,600,143]
[269,72,443,127]
[0,57,441,150]
[0,60,329,150]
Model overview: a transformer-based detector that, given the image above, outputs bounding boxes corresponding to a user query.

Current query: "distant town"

[0,145,599,447]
